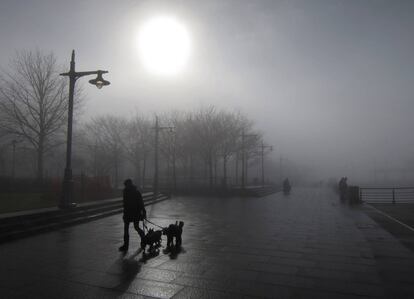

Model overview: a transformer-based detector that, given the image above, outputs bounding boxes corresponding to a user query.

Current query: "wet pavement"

[1,188,414,298]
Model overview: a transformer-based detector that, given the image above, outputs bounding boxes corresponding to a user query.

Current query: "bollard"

[392,188,395,204]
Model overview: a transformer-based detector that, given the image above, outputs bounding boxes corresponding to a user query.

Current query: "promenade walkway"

[1,188,414,298]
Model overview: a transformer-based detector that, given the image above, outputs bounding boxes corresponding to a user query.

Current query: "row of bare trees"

[0,50,274,191]
[76,107,270,191]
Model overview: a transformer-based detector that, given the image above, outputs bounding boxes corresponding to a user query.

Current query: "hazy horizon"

[1,0,414,184]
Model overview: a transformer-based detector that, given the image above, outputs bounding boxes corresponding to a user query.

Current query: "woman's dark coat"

[122,184,146,222]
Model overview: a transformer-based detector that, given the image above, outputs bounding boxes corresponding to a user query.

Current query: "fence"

[359,187,414,203]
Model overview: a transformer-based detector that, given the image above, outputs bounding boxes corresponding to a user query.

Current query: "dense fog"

[1,0,414,187]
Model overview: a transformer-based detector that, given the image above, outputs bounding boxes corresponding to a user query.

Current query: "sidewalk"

[0,188,414,298]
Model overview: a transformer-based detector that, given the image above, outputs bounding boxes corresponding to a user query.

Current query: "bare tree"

[244,132,262,185]
[69,106,271,193]
[189,106,224,189]
[174,113,198,186]
[84,116,125,188]
[218,111,245,188]
[164,111,188,191]
[121,115,152,188]
[0,50,68,180]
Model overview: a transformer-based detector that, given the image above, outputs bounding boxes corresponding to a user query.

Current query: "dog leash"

[142,219,147,234]
[144,219,164,229]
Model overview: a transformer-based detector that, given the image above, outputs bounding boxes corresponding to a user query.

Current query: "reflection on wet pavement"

[1,188,414,298]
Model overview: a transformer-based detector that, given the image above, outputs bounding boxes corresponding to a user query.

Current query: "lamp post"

[59,50,110,209]
[11,139,19,179]
[240,130,258,189]
[259,142,273,186]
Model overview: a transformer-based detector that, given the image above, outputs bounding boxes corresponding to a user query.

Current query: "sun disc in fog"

[137,16,191,76]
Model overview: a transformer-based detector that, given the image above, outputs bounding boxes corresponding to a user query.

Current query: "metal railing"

[359,187,414,204]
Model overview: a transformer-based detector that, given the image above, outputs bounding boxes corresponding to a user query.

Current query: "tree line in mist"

[76,108,271,191]
[0,50,280,192]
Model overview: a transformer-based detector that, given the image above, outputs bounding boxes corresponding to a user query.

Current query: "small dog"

[162,221,184,249]
[141,228,162,252]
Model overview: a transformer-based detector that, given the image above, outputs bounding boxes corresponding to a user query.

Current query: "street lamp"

[240,130,258,189]
[59,50,110,209]
[259,142,273,186]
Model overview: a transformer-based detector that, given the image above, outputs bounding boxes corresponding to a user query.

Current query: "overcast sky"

[1,0,414,182]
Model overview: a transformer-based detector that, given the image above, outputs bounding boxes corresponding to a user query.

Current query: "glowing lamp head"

[89,71,110,89]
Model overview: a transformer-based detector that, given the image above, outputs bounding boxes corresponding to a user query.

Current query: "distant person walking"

[338,177,348,200]
[119,179,147,252]
[283,178,291,194]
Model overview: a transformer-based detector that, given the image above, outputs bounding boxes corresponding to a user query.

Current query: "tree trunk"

[114,155,118,189]
[204,158,208,186]
[189,154,194,186]
[167,156,171,192]
[245,156,248,187]
[172,151,177,192]
[208,152,213,190]
[214,156,217,187]
[135,160,141,188]
[142,153,146,189]
[93,143,98,176]
[235,152,239,186]
[223,155,228,189]
[0,152,5,176]
[36,136,44,181]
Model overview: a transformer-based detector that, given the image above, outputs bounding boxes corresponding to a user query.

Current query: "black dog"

[162,221,184,249]
[141,228,162,252]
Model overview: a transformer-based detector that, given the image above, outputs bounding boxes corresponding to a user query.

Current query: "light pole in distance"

[259,142,273,186]
[240,130,258,189]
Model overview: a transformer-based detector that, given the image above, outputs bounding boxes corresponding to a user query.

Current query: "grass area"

[0,193,57,214]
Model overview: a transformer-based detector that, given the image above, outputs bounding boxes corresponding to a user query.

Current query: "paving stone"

[19,279,151,299]
[256,272,316,289]
[158,261,211,275]
[312,279,384,297]
[1,188,414,298]
[172,276,231,292]
[313,260,378,273]
[67,270,124,289]
[228,280,293,298]
[302,253,377,266]
[246,262,298,275]
[115,278,184,298]
[0,288,28,299]
[0,268,44,289]
[267,256,316,268]
[202,268,259,281]
[291,288,380,299]
[172,286,234,299]
[297,266,367,281]
[136,268,184,283]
